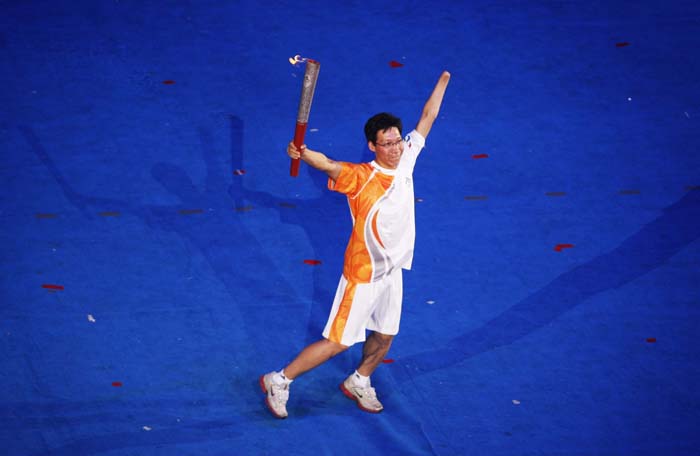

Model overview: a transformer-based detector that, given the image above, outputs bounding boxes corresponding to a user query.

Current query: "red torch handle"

[290,122,307,177]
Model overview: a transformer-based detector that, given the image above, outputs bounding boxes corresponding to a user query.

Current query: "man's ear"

[368,141,377,153]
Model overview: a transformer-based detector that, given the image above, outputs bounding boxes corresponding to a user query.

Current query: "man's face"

[368,127,404,170]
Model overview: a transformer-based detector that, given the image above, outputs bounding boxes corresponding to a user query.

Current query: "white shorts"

[322,269,403,347]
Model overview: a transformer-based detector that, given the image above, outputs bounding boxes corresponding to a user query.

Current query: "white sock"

[273,370,293,385]
[353,370,370,387]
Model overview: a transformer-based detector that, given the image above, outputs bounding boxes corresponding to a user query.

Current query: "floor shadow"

[21,118,353,354]
[391,189,700,385]
[225,116,360,343]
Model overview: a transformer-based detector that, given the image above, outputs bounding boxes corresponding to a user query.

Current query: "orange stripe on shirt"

[329,281,358,344]
[371,211,385,248]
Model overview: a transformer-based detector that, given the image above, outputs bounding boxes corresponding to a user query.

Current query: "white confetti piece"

[685,112,691,118]
[143,426,152,431]
[512,400,521,405]
[87,314,96,323]
[426,300,435,305]
[310,128,319,132]
[627,97,632,101]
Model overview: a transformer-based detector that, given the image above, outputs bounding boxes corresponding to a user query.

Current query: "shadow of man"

[391,188,700,386]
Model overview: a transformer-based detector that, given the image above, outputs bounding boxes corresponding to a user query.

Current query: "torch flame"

[288,54,309,66]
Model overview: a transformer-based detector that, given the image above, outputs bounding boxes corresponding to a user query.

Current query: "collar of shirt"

[370,160,397,175]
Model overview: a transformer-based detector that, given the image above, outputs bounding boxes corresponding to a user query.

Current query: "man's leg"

[356,331,394,377]
[283,338,348,379]
[261,338,347,419]
[340,331,394,413]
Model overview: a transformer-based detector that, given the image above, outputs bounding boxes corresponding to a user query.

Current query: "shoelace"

[364,387,377,400]
[355,385,378,400]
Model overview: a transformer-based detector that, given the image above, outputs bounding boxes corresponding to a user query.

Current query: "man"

[260,71,451,419]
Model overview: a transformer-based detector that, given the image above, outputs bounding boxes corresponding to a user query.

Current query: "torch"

[289,57,320,177]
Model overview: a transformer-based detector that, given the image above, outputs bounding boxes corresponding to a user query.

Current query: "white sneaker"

[260,372,289,419]
[340,375,383,413]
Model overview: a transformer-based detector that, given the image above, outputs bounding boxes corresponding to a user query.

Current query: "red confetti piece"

[382,359,394,364]
[162,80,176,85]
[233,169,246,175]
[554,244,574,252]
[42,284,64,291]
[646,338,657,343]
[472,154,489,159]
[616,42,630,47]
[303,259,321,265]
[389,60,404,68]
[112,381,123,387]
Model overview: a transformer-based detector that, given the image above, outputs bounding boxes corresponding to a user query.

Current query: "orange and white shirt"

[328,130,425,283]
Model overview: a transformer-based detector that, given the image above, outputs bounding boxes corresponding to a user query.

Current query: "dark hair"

[364,112,403,143]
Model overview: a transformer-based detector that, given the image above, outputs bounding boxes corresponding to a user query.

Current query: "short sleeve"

[328,162,364,196]
[405,130,425,149]
[400,130,425,170]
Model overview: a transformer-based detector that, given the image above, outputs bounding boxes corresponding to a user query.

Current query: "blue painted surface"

[1,1,699,454]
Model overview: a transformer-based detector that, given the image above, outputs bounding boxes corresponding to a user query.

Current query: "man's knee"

[323,338,349,357]
[372,332,394,348]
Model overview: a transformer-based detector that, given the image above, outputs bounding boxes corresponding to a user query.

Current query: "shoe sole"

[339,382,383,414]
[259,375,287,419]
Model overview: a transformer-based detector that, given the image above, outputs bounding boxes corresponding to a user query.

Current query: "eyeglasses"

[375,139,403,149]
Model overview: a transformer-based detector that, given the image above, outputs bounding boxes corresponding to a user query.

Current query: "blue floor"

[2,1,699,455]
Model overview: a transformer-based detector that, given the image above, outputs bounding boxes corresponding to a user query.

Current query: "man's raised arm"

[415,71,451,139]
